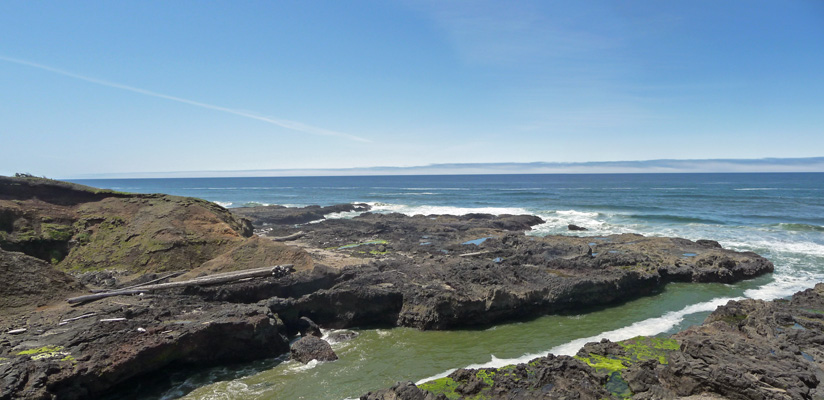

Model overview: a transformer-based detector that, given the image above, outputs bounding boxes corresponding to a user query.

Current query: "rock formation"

[290,336,338,363]
[363,283,824,399]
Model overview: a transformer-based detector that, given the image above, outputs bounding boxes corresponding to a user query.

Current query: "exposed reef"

[250,212,772,330]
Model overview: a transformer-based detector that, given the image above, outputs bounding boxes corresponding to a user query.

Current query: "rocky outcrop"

[0,175,310,275]
[257,212,772,330]
[362,381,445,400]
[290,336,338,363]
[0,294,289,400]
[231,203,371,226]
[364,284,824,399]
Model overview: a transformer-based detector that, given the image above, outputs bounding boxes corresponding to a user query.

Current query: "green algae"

[476,369,496,386]
[418,377,461,399]
[618,336,679,364]
[17,345,72,361]
[576,353,627,374]
[17,345,64,356]
[575,336,680,399]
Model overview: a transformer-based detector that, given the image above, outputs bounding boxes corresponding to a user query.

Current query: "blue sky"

[2,1,823,178]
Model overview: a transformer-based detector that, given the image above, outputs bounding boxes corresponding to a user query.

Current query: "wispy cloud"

[0,56,370,143]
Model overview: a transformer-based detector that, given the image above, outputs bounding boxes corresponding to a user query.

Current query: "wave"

[369,187,470,191]
[368,192,441,196]
[723,238,824,258]
[770,223,824,232]
[212,201,233,208]
[744,275,819,301]
[627,214,725,225]
[367,203,531,216]
[238,201,272,207]
[416,297,740,385]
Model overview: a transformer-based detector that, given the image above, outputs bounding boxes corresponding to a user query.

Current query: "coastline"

[1,175,821,399]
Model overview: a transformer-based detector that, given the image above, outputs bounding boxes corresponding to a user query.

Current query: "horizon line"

[56,156,824,180]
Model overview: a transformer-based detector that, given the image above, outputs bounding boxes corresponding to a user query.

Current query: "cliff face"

[0,176,310,274]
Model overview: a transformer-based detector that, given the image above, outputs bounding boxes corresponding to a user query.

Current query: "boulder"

[568,224,588,231]
[290,336,338,363]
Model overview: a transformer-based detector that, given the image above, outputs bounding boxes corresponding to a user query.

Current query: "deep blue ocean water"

[73,173,824,399]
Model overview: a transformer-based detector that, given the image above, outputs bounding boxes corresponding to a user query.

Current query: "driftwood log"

[68,265,293,304]
[89,271,186,293]
[459,251,491,257]
[270,231,305,242]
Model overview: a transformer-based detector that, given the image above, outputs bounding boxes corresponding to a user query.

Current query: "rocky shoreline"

[364,283,824,399]
[0,176,788,399]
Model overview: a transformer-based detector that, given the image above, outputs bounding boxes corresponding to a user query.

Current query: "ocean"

[73,173,824,400]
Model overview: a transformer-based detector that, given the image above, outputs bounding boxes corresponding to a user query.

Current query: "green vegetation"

[418,377,461,399]
[42,223,73,241]
[475,369,496,386]
[16,345,64,356]
[16,345,72,361]
[575,336,680,399]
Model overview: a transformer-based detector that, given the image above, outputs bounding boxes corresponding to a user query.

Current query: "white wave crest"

[212,201,233,208]
[723,239,824,258]
[528,209,622,237]
[744,274,820,301]
[367,202,531,216]
[324,210,365,220]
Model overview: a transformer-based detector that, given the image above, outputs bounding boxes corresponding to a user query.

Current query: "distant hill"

[66,157,824,179]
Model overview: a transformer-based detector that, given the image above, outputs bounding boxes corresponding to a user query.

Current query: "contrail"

[0,55,370,143]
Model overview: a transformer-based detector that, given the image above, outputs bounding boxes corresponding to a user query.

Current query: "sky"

[1,1,823,178]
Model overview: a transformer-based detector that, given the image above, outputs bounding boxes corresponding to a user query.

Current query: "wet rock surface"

[365,284,824,399]
[290,335,338,363]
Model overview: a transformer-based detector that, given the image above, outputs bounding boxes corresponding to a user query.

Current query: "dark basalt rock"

[296,316,322,338]
[231,203,371,226]
[263,217,772,330]
[568,224,588,231]
[361,381,445,400]
[290,336,338,363]
[0,298,289,400]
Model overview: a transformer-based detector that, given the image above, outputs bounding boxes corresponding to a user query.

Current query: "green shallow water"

[152,277,772,400]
